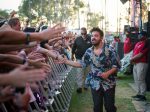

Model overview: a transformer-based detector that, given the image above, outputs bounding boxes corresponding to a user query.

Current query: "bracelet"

[25,33,30,45]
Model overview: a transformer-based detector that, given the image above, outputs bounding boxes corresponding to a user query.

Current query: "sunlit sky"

[0,0,21,11]
[0,0,128,32]
[83,0,128,32]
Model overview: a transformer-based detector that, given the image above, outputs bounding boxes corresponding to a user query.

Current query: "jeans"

[91,86,117,112]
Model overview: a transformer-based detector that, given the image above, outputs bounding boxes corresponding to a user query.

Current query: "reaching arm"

[65,59,82,68]
[0,42,37,53]
[36,46,60,60]
[48,37,63,45]
[0,24,65,44]
[0,65,46,87]
[44,44,53,50]
[0,53,49,70]
[0,54,25,64]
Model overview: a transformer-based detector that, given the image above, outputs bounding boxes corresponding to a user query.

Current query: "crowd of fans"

[0,10,149,112]
[0,11,78,112]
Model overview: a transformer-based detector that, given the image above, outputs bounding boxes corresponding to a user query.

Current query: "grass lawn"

[68,73,137,112]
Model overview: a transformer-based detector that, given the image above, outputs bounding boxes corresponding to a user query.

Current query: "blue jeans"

[91,86,117,112]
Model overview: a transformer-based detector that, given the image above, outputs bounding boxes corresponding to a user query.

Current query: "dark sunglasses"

[81,33,86,35]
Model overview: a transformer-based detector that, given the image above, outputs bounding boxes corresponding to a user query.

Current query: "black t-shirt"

[72,35,92,59]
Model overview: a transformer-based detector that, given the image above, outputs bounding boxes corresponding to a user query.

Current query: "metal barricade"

[0,57,76,112]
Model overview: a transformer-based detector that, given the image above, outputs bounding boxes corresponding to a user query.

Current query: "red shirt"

[132,40,148,63]
[124,37,132,54]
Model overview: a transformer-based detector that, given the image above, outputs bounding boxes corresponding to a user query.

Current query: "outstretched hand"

[13,84,31,111]
[29,58,51,73]
[8,64,47,87]
[39,23,66,40]
[0,86,15,102]
[54,55,67,64]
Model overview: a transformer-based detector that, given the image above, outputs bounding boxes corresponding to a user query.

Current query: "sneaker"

[76,88,82,93]
[135,95,147,101]
[132,95,141,99]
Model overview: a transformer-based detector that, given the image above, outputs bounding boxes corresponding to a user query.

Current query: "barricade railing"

[0,56,76,112]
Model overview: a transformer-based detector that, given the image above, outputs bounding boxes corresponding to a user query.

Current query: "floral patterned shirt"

[79,43,120,91]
